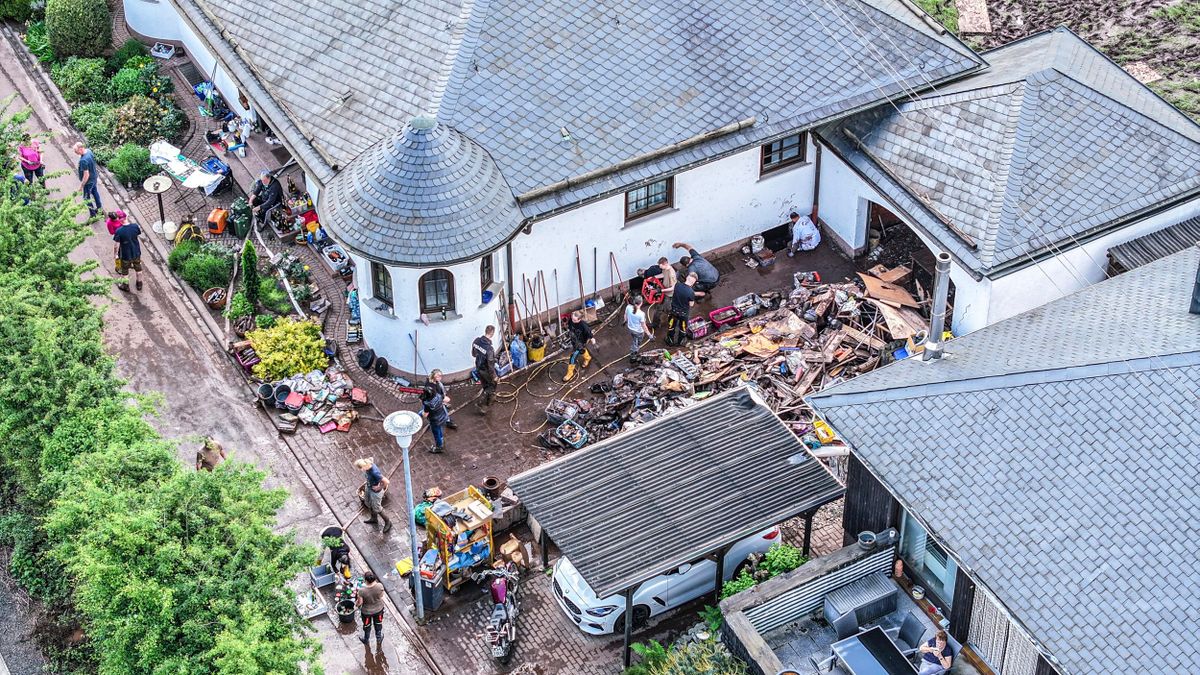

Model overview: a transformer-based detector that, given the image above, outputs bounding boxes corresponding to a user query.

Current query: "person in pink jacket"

[16,135,43,185]
[104,209,127,236]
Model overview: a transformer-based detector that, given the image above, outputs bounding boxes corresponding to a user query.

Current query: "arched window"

[370,262,393,307]
[419,269,455,314]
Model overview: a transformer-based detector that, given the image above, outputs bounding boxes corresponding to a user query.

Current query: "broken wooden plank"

[858,273,920,308]
[843,325,887,351]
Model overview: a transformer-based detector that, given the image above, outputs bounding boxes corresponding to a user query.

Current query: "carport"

[508,387,844,666]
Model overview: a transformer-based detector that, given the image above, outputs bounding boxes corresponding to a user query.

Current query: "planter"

[202,287,227,310]
[256,383,275,402]
[481,476,504,499]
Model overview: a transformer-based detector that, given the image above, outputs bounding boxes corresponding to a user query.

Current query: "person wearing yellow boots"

[564,310,596,382]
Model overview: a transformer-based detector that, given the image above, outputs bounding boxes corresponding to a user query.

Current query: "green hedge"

[0,0,32,22]
[0,101,321,674]
[106,143,155,185]
[45,0,110,57]
[50,56,106,102]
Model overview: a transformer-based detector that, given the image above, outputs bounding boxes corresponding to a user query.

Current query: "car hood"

[555,557,621,608]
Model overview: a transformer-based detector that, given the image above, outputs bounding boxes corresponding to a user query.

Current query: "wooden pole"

[526,276,544,335]
[553,269,563,334]
[575,245,585,309]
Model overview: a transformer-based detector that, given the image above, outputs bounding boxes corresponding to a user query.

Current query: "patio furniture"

[823,571,899,626]
[886,611,927,658]
[831,625,917,675]
[833,611,861,640]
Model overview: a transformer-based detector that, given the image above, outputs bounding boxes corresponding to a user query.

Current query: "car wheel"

[616,605,651,632]
[731,558,753,580]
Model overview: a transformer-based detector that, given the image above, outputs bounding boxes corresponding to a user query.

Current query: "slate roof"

[509,388,843,599]
[818,27,1200,280]
[1108,215,1200,271]
[173,0,983,264]
[808,246,1200,674]
[323,117,523,265]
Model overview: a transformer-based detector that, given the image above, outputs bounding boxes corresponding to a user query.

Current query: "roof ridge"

[809,350,1200,409]
[976,81,1025,267]
[429,0,492,118]
[990,70,1054,261]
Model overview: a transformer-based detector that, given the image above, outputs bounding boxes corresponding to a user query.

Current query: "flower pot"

[202,287,227,310]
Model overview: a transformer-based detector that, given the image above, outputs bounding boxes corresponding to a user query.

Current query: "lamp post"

[383,410,425,623]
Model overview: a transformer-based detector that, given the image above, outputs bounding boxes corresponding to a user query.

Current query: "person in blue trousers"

[420,369,456,453]
[73,142,102,217]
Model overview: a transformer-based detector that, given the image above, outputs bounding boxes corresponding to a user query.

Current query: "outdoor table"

[149,141,224,195]
[831,625,917,675]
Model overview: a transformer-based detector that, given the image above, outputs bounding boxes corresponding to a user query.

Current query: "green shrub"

[45,0,110,57]
[1,0,32,22]
[106,144,155,185]
[91,144,114,165]
[105,38,146,73]
[224,291,253,320]
[108,66,150,101]
[719,570,756,599]
[625,639,745,675]
[68,101,116,146]
[259,277,292,315]
[180,252,233,291]
[23,21,55,64]
[122,54,154,71]
[246,318,327,380]
[241,241,260,306]
[156,103,185,141]
[111,94,161,145]
[254,314,276,329]
[50,56,106,102]
[762,543,806,578]
[167,238,199,273]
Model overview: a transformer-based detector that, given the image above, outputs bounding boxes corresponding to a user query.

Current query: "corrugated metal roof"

[509,388,843,599]
[1108,216,1200,271]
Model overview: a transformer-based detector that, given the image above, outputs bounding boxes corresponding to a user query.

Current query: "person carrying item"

[195,437,226,471]
[248,170,283,223]
[673,242,719,298]
[624,294,652,361]
[787,210,821,256]
[16,135,43,185]
[73,142,102,217]
[564,310,596,382]
[356,571,387,646]
[112,218,144,291]
[354,457,392,533]
[420,369,455,454]
[917,630,954,675]
[472,326,499,414]
[643,257,676,329]
[665,273,697,346]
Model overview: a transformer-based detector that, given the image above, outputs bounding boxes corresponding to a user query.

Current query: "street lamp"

[383,409,425,623]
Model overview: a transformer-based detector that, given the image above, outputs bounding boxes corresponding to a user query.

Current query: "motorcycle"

[475,561,519,663]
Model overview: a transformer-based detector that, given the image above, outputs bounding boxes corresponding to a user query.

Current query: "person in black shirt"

[628,267,645,300]
[471,326,499,413]
[564,310,595,382]
[665,273,697,346]
[249,170,283,222]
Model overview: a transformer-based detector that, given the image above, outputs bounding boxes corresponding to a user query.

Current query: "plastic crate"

[669,353,700,381]
[555,419,588,449]
[687,316,711,339]
[545,399,578,425]
[708,306,743,328]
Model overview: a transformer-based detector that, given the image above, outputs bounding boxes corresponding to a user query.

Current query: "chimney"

[923,252,952,361]
[1192,255,1200,315]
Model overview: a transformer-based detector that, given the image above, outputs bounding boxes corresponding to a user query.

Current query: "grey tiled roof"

[818,27,1200,279]
[808,246,1200,674]
[323,117,523,265]
[178,0,983,263]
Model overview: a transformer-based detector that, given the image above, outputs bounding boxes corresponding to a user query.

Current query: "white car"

[551,525,781,635]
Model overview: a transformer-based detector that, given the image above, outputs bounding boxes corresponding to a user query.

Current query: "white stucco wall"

[817,144,871,255]
[511,141,816,313]
[352,251,509,377]
[986,197,1200,327]
[123,0,183,42]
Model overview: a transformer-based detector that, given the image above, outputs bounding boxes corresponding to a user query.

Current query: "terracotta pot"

[202,287,227,310]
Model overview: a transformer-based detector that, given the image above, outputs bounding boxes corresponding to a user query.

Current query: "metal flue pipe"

[923,252,953,361]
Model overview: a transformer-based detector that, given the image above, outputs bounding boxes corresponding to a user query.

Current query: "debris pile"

[536,266,937,451]
[255,365,367,434]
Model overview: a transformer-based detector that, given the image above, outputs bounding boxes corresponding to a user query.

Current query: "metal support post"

[623,586,635,668]
[402,444,424,623]
[803,510,815,558]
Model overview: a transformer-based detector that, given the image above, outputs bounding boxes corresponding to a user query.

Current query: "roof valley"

[429,0,490,119]
[978,83,1025,267]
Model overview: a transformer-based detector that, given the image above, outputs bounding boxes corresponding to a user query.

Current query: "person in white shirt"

[787,211,821,256]
[624,295,652,362]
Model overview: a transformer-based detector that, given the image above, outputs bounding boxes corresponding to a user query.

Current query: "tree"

[0,98,322,674]
[45,0,111,58]
[242,240,260,308]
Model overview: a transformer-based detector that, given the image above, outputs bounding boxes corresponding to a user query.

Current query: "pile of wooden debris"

[537,265,939,451]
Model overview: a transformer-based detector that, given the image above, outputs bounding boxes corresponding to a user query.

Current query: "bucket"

[162,221,178,241]
[481,476,504,500]
[527,341,546,362]
[256,383,275,401]
[335,599,357,623]
[750,234,765,253]
[151,220,164,234]
[274,384,292,408]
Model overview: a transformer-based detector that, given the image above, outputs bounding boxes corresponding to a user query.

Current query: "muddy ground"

[970,0,1200,118]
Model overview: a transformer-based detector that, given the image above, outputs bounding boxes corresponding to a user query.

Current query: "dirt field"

[930,0,1200,119]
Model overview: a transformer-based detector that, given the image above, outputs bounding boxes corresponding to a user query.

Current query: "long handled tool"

[592,246,598,302]
[538,271,550,330]
[526,275,544,335]
[553,268,563,334]
[574,245,586,309]
[610,252,625,302]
